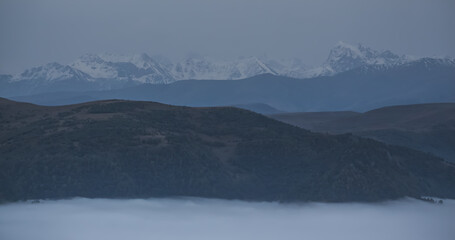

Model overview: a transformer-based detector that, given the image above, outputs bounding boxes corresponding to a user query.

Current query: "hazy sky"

[1,0,454,74]
[0,198,454,240]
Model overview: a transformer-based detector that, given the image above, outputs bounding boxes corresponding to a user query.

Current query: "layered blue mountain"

[2,42,454,112]
[10,57,455,112]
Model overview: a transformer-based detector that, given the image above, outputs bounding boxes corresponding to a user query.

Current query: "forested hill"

[1,98,454,202]
[270,103,455,162]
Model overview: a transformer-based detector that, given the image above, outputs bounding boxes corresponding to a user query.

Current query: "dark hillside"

[1,98,454,202]
[271,103,455,162]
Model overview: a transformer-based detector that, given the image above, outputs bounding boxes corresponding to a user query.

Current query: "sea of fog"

[0,197,454,240]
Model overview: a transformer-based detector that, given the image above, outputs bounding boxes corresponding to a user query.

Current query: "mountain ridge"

[2,42,453,97]
[1,97,454,203]
[270,103,455,162]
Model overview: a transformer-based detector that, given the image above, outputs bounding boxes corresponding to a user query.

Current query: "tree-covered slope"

[271,103,455,162]
[0,98,454,202]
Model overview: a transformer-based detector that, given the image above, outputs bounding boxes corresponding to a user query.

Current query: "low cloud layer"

[0,198,454,240]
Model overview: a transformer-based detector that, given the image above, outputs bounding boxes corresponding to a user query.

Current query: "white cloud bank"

[0,197,454,240]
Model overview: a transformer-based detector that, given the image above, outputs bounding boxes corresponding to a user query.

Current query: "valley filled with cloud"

[1,198,454,240]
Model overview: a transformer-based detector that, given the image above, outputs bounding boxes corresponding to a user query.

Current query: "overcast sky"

[1,0,454,74]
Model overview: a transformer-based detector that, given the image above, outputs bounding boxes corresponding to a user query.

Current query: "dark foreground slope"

[271,103,455,162]
[1,98,454,202]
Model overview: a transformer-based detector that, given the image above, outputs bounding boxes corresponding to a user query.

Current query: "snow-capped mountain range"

[70,53,173,84]
[321,42,412,75]
[70,53,285,84]
[11,62,93,83]
[1,42,453,95]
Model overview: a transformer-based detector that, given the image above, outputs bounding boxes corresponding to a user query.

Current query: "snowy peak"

[401,57,455,70]
[171,55,215,80]
[228,56,277,79]
[170,55,277,80]
[71,54,118,79]
[263,58,310,78]
[340,55,455,77]
[71,53,173,84]
[14,62,91,82]
[323,42,406,74]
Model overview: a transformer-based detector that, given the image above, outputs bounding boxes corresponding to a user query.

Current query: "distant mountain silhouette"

[271,103,455,162]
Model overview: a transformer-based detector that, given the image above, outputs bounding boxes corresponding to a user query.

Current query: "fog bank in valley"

[0,198,454,240]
